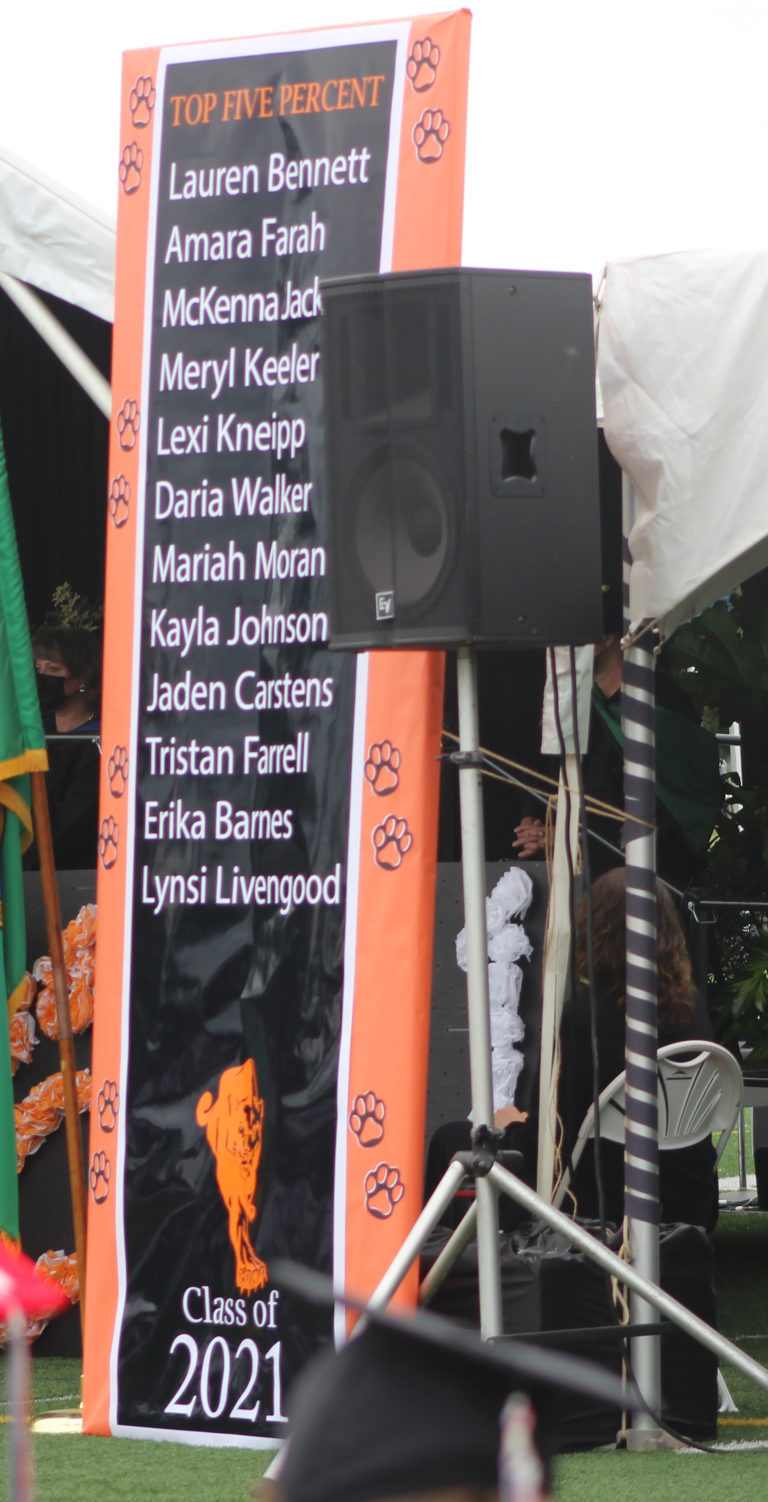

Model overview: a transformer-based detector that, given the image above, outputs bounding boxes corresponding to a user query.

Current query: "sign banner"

[84,12,470,1445]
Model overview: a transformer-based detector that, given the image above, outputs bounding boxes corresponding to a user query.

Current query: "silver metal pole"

[487,1160,768,1398]
[419,1206,481,1305]
[738,1109,747,1190]
[0,271,112,418]
[366,1160,469,1311]
[622,640,662,1446]
[621,475,663,1447]
[455,645,503,1339]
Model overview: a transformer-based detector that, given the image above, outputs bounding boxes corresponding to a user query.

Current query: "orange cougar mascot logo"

[196,1059,268,1293]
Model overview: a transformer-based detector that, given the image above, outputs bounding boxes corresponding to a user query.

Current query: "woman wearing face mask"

[24,627,102,870]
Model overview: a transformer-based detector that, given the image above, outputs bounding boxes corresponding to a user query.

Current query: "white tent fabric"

[597,247,768,640]
[0,145,115,322]
[541,646,593,756]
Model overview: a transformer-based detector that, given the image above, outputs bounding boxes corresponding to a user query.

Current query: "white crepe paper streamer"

[500,963,524,1015]
[489,971,525,1044]
[491,1050,525,1110]
[455,927,468,972]
[485,897,507,939]
[489,967,525,1114]
[488,960,513,1006]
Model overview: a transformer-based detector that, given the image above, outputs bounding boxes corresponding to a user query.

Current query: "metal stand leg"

[455,646,502,1339]
[626,1218,662,1449]
[738,1109,748,1190]
[486,1159,768,1399]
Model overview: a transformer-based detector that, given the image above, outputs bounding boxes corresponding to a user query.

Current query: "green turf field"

[4,1196,768,1500]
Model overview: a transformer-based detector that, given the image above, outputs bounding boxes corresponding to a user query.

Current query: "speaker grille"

[349,449,453,610]
[335,286,452,430]
[324,273,469,647]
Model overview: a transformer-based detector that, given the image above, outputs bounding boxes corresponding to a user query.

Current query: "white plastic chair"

[551,1039,743,1414]
[552,1039,743,1212]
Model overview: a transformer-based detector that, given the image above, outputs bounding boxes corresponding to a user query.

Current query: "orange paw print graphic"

[364,1163,404,1219]
[98,816,119,870]
[406,37,440,91]
[107,746,129,798]
[97,1080,119,1132]
[372,815,413,870]
[108,474,130,528]
[349,1092,386,1147]
[116,399,140,452]
[89,1150,111,1204]
[413,109,450,163]
[119,141,143,195]
[129,75,156,128]
[364,741,401,796]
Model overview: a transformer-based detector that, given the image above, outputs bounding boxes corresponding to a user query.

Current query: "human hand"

[493,1105,529,1129]
[513,816,547,856]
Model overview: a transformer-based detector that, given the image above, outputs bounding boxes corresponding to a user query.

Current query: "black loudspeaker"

[321,267,603,649]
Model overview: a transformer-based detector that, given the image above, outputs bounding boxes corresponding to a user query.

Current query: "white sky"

[2,0,768,282]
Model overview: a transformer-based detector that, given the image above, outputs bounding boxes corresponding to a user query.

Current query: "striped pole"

[621,475,663,1447]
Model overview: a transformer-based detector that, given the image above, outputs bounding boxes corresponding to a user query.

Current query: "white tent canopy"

[598,247,768,640]
[0,145,115,322]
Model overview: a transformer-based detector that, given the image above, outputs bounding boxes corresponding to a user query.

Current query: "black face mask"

[37,674,70,716]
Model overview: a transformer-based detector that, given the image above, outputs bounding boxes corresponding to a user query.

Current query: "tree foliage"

[664,593,768,728]
[38,581,103,633]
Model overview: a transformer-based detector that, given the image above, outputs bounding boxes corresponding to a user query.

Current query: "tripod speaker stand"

[377,644,521,1335]
[356,669,768,1426]
[317,269,768,1426]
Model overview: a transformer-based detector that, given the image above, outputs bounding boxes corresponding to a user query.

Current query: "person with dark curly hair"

[24,626,102,870]
[559,867,718,1229]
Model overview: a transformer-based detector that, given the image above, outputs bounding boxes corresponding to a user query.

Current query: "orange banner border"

[83,10,472,1434]
[338,8,471,1312]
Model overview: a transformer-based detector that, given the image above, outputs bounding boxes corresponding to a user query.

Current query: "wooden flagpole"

[29,771,87,1340]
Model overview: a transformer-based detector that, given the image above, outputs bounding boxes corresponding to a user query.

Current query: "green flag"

[0,420,48,1242]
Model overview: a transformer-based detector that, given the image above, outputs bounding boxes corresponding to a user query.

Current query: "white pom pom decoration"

[488,924,533,966]
[491,867,533,920]
[455,867,535,1113]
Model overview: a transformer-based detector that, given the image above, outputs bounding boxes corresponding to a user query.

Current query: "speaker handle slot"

[490,413,548,497]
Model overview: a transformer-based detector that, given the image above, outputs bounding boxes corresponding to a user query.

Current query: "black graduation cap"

[268,1260,644,1502]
